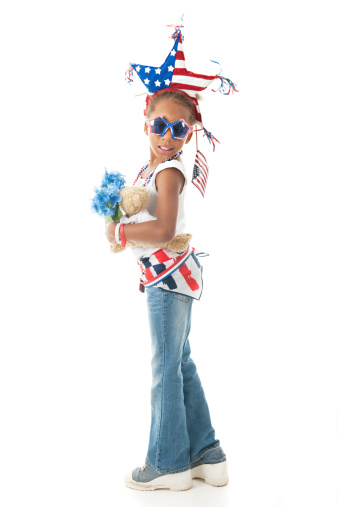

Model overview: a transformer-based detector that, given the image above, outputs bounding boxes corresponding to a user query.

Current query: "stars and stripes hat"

[125,17,238,196]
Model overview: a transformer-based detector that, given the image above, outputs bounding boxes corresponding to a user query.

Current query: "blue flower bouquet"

[91,169,126,225]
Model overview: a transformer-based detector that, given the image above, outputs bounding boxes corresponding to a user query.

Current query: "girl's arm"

[106,168,185,244]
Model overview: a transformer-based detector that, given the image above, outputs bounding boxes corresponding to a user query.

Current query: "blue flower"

[91,170,126,217]
[101,169,126,191]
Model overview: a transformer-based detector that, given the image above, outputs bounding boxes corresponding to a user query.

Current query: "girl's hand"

[105,222,117,243]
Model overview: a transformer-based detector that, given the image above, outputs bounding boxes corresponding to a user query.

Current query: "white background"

[1,1,337,506]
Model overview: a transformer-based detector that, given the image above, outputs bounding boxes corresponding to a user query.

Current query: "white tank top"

[131,159,188,259]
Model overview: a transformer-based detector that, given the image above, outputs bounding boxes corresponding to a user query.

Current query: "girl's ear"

[185,131,194,145]
[144,121,149,136]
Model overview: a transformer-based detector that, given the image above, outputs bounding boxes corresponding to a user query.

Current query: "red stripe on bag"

[154,249,171,263]
[179,263,200,291]
[144,267,157,282]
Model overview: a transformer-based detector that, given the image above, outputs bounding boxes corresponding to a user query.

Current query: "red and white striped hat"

[126,20,237,122]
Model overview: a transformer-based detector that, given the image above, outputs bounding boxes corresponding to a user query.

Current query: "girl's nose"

[161,126,173,139]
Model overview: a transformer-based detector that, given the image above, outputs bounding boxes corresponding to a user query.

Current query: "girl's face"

[144,98,194,161]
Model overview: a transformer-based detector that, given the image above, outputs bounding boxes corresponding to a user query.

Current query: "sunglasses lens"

[172,121,190,139]
[150,117,168,136]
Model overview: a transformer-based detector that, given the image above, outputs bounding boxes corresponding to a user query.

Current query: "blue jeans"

[145,286,219,474]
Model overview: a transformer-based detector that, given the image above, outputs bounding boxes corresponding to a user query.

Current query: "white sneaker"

[191,444,229,487]
[191,460,229,487]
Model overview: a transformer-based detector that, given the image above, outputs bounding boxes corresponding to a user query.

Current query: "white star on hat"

[168,65,174,72]
[136,66,141,72]
[164,79,170,86]
[145,67,151,73]
[170,50,176,56]
[144,78,150,84]
[155,80,161,87]
[155,68,161,74]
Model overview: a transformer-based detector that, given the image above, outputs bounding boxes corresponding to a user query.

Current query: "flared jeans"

[145,286,219,474]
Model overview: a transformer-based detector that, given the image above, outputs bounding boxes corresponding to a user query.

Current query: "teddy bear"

[108,186,192,254]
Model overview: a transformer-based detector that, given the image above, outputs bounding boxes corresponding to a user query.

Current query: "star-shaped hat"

[126,20,238,126]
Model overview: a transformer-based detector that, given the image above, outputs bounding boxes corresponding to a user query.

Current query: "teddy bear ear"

[133,194,142,207]
[139,188,149,204]
[131,189,149,212]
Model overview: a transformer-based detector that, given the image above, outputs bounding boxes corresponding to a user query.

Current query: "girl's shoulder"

[154,159,186,181]
[155,157,185,172]
[152,157,187,193]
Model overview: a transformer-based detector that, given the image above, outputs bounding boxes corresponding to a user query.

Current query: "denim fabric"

[190,442,226,469]
[145,286,219,473]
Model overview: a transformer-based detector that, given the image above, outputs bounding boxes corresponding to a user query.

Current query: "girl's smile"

[157,144,174,155]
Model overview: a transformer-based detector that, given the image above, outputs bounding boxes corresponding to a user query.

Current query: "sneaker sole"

[191,461,229,487]
[124,469,193,491]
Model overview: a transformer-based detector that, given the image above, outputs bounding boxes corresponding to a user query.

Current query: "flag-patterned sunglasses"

[146,115,194,140]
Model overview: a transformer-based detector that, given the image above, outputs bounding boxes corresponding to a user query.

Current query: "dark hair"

[145,90,201,125]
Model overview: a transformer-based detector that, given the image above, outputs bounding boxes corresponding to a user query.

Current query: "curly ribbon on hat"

[210,60,239,95]
[167,13,185,40]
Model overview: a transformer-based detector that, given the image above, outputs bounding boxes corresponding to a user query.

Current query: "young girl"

[105,89,228,491]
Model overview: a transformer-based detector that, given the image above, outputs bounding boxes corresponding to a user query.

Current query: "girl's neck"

[149,152,165,172]
[149,149,181,170]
